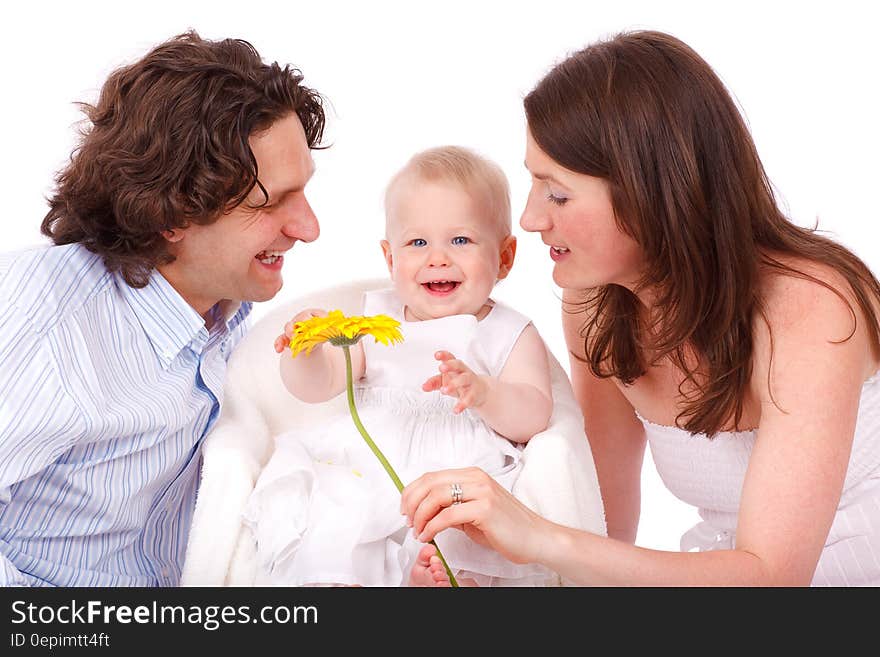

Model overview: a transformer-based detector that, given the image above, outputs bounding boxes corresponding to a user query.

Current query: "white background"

[4,0,878,551]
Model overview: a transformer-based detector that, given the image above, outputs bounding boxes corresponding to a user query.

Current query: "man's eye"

[409,238,427,247]
[451,236,471,245]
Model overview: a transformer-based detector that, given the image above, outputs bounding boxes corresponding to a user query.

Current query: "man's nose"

[281,196,320,243]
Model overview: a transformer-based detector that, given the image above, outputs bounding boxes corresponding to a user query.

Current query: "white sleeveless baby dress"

[641,370,880,585]
[243,288,553,586]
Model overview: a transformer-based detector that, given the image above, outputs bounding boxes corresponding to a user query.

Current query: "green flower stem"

[343,345,458,588]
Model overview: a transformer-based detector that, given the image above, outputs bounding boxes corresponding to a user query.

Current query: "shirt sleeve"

[0,299,84,584]
[0,302,84,488]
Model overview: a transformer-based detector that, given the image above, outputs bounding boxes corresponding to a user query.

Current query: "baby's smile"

[422,280,461,295]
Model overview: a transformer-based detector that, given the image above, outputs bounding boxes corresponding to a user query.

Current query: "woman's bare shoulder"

[759,252,858,298]
[758,253,872,327]
[755,252,879,379]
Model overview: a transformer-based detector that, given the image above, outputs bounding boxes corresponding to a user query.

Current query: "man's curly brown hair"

[41,30,326,287]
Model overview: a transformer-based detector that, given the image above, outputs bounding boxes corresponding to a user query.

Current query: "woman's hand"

[400,467,550,566]
[273,308,327,353]
[421,351,489,413]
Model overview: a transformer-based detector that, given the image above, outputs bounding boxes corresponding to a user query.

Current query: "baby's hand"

[422,350,488,414]
[273,308,327,353]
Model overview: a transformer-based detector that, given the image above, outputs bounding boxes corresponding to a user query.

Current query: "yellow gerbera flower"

[288,311,403,357]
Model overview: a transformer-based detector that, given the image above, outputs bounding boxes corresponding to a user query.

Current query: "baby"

[245,146,554,586]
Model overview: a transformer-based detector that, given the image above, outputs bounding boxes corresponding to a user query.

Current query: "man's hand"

[422,350,490,414]
[273,308,327,353]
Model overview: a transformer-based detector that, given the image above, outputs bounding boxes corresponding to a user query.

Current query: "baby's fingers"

[438,359,469,378]
[290,308,327,329]
[422,375,443,392]
[434,350,457,364]
[441,372,472,394]
[453,388,475,414]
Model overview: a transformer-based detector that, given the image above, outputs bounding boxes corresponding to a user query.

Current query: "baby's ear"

[496,235,517,281]
[380,240,394,275]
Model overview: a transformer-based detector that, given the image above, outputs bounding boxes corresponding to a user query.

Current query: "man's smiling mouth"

[255,250,285,265]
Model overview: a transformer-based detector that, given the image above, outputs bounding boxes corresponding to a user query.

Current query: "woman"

[400,30,880,586]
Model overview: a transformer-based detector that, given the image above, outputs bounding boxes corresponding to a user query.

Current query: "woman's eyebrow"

[525,164,570,189]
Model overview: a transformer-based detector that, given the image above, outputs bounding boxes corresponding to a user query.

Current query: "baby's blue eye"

[410,238,427,247]
[451,236,470,246]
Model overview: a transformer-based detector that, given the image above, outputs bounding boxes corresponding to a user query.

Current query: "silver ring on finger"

[450,482,463,505]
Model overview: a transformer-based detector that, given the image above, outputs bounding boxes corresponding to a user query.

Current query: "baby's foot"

[408,544,452,587]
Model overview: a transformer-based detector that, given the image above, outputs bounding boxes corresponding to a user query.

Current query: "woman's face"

[520,128,645,291]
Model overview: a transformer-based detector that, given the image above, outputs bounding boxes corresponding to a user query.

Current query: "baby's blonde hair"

[384,145,511,238]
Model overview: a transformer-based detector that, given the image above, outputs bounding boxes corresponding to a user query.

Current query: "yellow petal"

[288,311,403,357]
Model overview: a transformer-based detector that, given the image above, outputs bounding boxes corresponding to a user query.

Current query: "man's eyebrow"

[263,164,317,202]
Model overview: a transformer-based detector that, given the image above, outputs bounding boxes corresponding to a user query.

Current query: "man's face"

[159,113,318,318]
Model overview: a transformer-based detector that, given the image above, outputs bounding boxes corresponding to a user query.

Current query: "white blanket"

[181,279,606,586]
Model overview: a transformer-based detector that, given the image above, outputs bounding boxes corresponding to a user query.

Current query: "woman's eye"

[546,193,568,206]
[409,238,427,247]
[451,236,471,246]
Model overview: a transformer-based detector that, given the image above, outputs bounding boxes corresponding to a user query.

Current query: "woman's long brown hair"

[524,30,880,436]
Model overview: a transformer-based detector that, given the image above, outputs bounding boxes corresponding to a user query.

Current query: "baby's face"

[381,179,513,321]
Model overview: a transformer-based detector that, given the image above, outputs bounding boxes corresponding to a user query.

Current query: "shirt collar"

[117,270,251,368]
[217,298,252,333]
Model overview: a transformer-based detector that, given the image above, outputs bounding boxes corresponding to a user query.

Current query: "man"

[0,31,325,586]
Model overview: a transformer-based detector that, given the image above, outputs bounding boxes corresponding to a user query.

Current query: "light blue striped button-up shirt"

[0,243,250,586]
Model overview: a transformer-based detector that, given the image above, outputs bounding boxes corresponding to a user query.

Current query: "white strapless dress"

[641,371,880,586]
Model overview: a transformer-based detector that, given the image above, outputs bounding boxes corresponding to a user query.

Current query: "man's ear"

[496,235,517,281]
[380,240,394,276]
[162,228,186,243]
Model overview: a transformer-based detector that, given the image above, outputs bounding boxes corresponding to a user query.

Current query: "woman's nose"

[519,188,552,233]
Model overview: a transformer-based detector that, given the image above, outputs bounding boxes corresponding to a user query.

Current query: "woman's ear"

[496,235,517,280]
[380,240,394,276]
